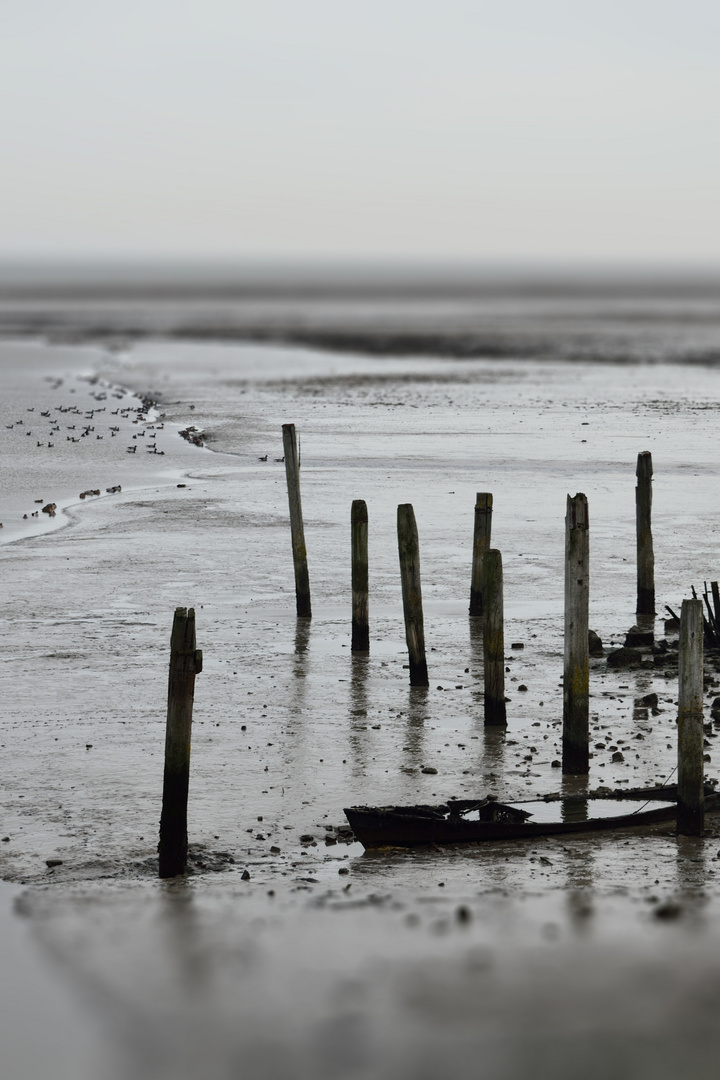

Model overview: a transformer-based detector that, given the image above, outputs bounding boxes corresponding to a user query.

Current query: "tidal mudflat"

[3,323,720,1078]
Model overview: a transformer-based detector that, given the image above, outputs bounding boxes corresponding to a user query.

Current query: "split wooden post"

[469,493,493,616]
[159,607,203,878]
[636,451,655,615]
[562,493,590,774]
[351,499,369,652]
[678,598,704,836]
[282,423,311,618]
[482,548,506,725]
[397,504,429,686]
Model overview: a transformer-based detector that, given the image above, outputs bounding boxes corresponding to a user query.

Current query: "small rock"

[300,834,314,843]
[551,760,561,768]
[456,905,472,924]
[607,647,643,669]
[1,837,9,842]
[270,846,281,854]
[664,618,680,634]
[338,867,350,875]
[255,833,265,841]
[45,859,63,868]
[241,869,251,881]
[611,751,625,763]
[654,900,682,921]
[588,629,604,656]
[421,766,438,775]
[624,625,654,648]
[518,684,528,692]
[640,693,659,708]
[510,642,524,650]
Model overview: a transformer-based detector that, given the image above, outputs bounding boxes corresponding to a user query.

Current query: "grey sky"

[2,1,719,262]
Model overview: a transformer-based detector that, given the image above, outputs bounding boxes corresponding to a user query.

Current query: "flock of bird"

[4,399,166,457]
[0,380,170,530]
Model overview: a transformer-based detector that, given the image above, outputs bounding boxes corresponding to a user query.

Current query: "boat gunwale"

[344,789,720,849]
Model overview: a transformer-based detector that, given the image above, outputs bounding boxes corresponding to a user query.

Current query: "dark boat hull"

[344,792,719,849]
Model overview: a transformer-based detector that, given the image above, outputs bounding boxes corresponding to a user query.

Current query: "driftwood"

[668,580,720,649]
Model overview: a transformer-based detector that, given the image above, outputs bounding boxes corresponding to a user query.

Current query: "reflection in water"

[288,619,311,719]
[565,844,595,924]
[160,882,210,990]
[560,773,589,799]
[402,687,429,769]
[482,727,506,786]
[468,618,483,681]
[293,619,311,669]
[561,797,588,824]
[281,619,312,770]
[348,654,370,775]
[675,834,709,905]
[469,619,508,786]
[632,700,649,727]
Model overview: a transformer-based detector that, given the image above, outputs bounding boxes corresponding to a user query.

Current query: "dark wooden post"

[562,493,589,774]
[397,504,429,687]
[351,499,369,652]
[159,607,203,878]
[483,548,506,725]
[636,451,655,615]
[282,423,311,618]
[678,597,704,836]
[469,493,493,616]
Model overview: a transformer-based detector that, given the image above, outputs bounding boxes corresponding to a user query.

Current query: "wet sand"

[3,328,720,1077]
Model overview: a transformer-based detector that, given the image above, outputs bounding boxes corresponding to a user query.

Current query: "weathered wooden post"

[483,548,506,725]
[636,451,655,616]
[678,597,704,836]
[562,493,589,774]
[282,423,311,618]
[469,493,493,616]
[397,504,429,686]
[351,499,369,652]
[159,607,203,878]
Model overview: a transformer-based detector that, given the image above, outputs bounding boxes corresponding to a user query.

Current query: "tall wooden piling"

[282,423,311,618]
[483,548,506,725]
[397,504,429,687]
[562,493,590,774]
[678,597,704,836]
[636,451,655,615]
[159,607,203,878]
[351,499,369,652]
[469,493,493,616]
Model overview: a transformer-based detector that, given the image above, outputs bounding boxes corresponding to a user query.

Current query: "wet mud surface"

[4,333,720,1076]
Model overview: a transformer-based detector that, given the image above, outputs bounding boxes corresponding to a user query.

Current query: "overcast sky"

[1,1,719,263]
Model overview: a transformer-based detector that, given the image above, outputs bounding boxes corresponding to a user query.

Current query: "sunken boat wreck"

[344,783,719,849]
